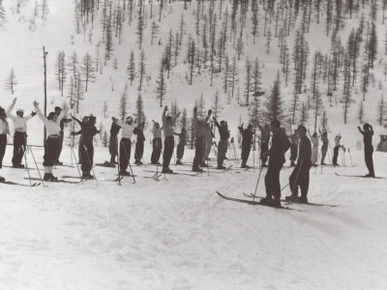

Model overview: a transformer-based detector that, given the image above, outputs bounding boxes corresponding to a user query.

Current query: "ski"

[95,162,116,168]
[143,170,200,177]
[25,177,81,184]
[0,180,41,187]
[216,191,297,211]
[62,175,123,182]
[243,192,338,207]
[335,173,387,179]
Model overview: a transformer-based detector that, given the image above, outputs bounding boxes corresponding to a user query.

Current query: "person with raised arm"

[238,123,255,168]
[308,131,320,167]
[257,122,271,167]
[150,121,162,165]
[332,133,342,166]
[108,117,121,166]
[54,106,72,166]
[175,127,187,165]
[358,123,375,178]
[133,122,146,165]
[320,129,328,165]
[192,108,212,172]
[116,116,137,176]
[161,106,180,173]
[213,114,230,170]
[71,114,99,179]
[0,107,10,182]
[33,101,66,181]
[6,98,36,168]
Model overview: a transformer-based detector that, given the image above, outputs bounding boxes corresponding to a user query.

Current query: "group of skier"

[0,99,376,208]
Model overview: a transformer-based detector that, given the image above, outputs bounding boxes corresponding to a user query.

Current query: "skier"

[150,121,162,165]
[33,101,67,181]
[238,123,255,168]
[260,120,290,208]
[320,129,328,165]
[133,122,145,165]
[289,130,299,167]
[54,106,72,166]
[175,128,187,165]
[213,116,230,170]
[6,98,36,168]
[161,106,180,173]
[0,107,9,182]
[108,117,121,166]
[192,108,211,172]
[358,123,375,178]
[116,116,137,176]
[202,122,213,167]
[332,133,342,166]
[286,125,312,203]
[257,123,271,167]
[309,131,320,166]
[71,115,99,179]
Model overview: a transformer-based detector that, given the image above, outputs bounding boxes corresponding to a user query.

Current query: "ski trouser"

[364,145,375,176]
[151,138,162,163]
[12,131,26,166]
[260,142,269,165]
[217,139,228,167]
[78,135,84,164]
[241,142,251,166]
[290,143,298,164]
[80,141,94,173]
[202,139,212,163]
[311,145,318,165]
[289,164,310,199]
[320,143,328,164]
[0,134,6,168]
[119,138,132,172]
[332,145,340,165]
[109,135,118,163]
[193,137,205,170]
[55,131,64,162]
[135,141,144,162]
[176,141,185,160]
[162,136,174,170]
[43,136,60,167]
[264,162,283,201]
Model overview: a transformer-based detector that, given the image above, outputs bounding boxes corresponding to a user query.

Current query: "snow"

[1,0,387,289]
[1,145,387,289]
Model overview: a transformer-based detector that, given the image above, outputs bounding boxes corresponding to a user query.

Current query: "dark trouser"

[176,141,185,160]
[80,141,94,173]
[321,143,328,164]
[193,137,205,169]
[0,134,6,169]
[119,138,132,172]
[289,165,310,199]
[109,136,118,163]
[202,139,212,162]
[290,144,297,164]
[264,163,283,201]
[260,142,268,165]
[365,145,375,176]
[151,138,162,163]
[217,139,228,167]
[162,136,174,170]
[55,131,64,162]
[78,135,84,164]
[12,131,26,166]
[135,141,144,162]
[332,145,340,165]
[43,137,60,167]
[241,143,251,165]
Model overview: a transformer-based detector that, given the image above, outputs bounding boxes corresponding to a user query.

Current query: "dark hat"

[54,106,62,111]
[297,125,307,132]
[47,112,57,120]
[271,119,280,128]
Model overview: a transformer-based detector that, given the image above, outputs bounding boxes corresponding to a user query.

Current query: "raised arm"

[71,115,83,125]
[33,101,48,124]
[6,98,17,120]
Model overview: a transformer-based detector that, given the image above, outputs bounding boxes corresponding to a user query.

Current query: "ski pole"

[23,146,32,185]
[252,163,265,202]
[83,145,98,186]
[28,145,46,187]
[117,141,122,185]
[70,146,82,178]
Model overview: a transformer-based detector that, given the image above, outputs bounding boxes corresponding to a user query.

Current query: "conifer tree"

[119,83,128,122]
[81,52,96,92]
[135,93,146,125]
[127,51,136,86]
[5,68,17,95]
[264,72,284,123]
[55,51,66,96]
[151,20,160,46]
[138,50,146,91]
[155,63,166,108]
